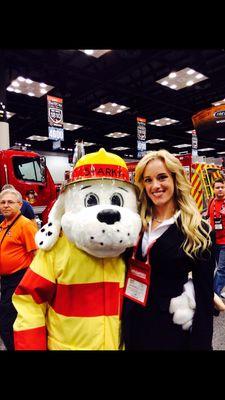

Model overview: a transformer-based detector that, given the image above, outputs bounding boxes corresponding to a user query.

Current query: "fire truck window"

[12,157,45,183]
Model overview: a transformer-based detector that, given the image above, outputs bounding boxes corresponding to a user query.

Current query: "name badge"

[124,261,150,306]
[214,217,223,230]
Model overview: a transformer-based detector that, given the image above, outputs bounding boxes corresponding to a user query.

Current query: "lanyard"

[131,231,154,266]
[124,232,156,306]
[0,213,22,245]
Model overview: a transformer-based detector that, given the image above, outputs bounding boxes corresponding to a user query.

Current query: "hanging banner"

[47,95,64,141]
[52,140,61,150]
[192,104,225,134]
[192,130,198,156]
[137,117,147,158]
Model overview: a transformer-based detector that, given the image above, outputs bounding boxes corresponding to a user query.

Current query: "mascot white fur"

[12,148,142,350]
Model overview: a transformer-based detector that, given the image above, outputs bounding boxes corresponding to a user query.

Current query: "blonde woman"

[122,149,215,350]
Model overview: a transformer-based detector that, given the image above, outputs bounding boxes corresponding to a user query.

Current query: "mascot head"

[36,148,142,258]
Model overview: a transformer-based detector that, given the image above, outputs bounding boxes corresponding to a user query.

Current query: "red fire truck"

[0,148,57,224]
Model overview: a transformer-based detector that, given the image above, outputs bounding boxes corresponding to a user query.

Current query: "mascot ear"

[35,192,65,251]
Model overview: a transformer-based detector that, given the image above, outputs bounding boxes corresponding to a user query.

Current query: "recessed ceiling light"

[17,76,25,82]
[186,80,194,86]
[212,98,225,106]
[93,102,129,115]
[148,117,179,126]
[6,111,16,119]
[187,69,195,75]
[146,139,166,144]
[105,132,130,138]
[11,81,20,88]
[79,50,111,58]
[198,148,215,152]
[6,77,54,98]
[111,147,130,150]
[26,135,49,141]
[83,142,96,146]
[173,144,192,148]
[156,67,208,90]
[63,122,83,131]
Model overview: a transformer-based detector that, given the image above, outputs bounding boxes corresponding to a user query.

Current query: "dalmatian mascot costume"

[12,148,142,350]
[12,148,208,350]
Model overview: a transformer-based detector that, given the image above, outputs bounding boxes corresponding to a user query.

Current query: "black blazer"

[122,219,215,351]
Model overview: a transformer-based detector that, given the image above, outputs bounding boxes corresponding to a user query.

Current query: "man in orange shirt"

[0,188,37,350]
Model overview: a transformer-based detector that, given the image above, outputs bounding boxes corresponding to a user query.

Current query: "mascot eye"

[110,192,124,207]
[84,193,99,207]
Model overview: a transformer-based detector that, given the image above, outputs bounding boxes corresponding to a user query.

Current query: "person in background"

[122,149,215,351]
[208,178,225,299]
[0,184,37,228]
[0,188,37,350]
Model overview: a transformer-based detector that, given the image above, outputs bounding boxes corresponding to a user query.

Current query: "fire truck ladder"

[200,166,214,200]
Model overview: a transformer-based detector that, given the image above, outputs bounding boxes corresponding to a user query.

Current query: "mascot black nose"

[97,209,121,225]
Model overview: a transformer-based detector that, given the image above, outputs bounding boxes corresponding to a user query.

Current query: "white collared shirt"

[142,210,181,257]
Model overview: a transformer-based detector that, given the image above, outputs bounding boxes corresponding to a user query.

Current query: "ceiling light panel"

[93,102,130,115]
[7,77,54,98]
[63,122,83,131]
[198,148,215,152]
[79,50,111,58]
[26,135,49,141]
[105,132,130,138]
[111,146,130,150]
[156,67,208,90]
[6,111,16,119]
[146,139,166,144]
[83,142,96,146]
[212,98,225,106]
[148,117,179,126]
[173,144,192,148]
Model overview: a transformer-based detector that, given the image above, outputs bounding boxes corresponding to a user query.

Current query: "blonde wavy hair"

[134,149,211,258]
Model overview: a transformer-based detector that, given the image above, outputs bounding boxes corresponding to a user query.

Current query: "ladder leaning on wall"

[200,166,214,200]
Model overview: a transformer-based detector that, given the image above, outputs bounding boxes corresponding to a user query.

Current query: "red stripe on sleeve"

[15,268,56,304]
[51,281,120,317]
[14,326,47,350]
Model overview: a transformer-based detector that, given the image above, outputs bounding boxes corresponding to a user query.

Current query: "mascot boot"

[12,148,142,350]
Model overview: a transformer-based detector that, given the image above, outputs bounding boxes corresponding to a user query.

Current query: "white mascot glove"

[169,279,196,331]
